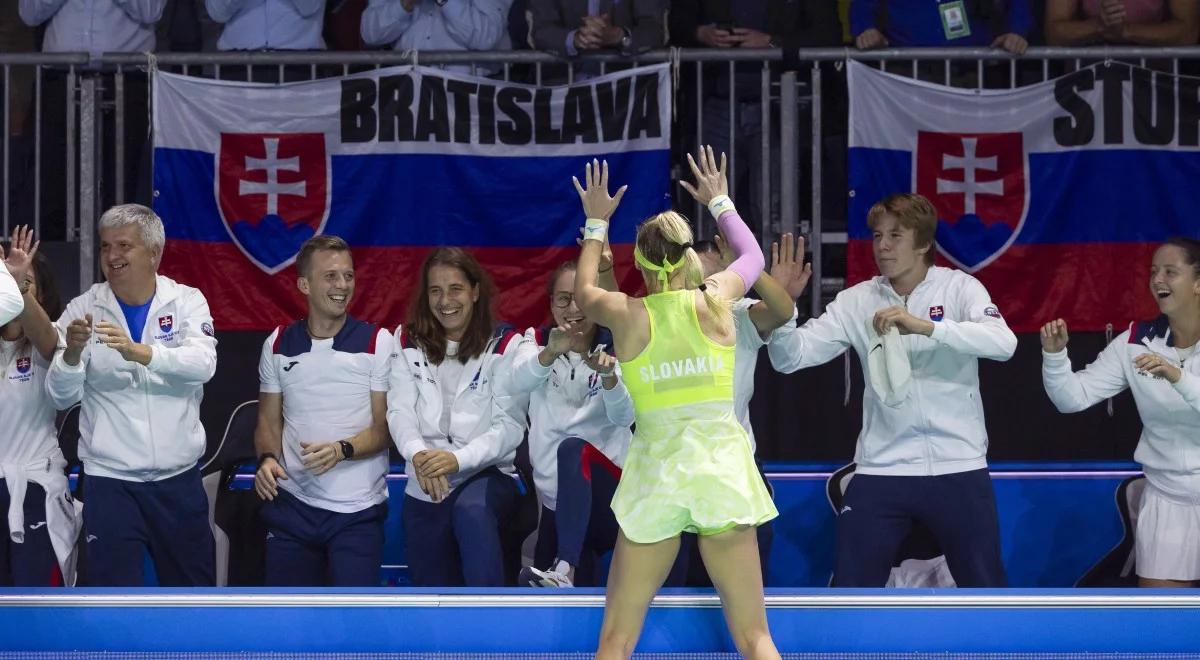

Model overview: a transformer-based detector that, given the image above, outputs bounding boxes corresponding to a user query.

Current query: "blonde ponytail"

[635,212,734,333]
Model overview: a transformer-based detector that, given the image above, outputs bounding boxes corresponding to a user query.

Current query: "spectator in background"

[326,0,369,50]
[19,0,165,241]
[158,1,223,52]
[1045,0,1199,46]
[670,0,842,233]
[508,0,529,50]
[528,0,666,57]
[0,5,38,227]
[850,0,1033,53]
[207,0,326,50]
[360,0,513,75]
[206,0,327,81]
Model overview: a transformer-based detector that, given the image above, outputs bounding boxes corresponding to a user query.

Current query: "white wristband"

[707,195,736,220]
[582,218,608,242]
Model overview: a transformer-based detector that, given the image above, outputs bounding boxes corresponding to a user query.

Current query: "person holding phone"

[669,0,842,233]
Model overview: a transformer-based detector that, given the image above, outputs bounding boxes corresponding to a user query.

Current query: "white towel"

[865,319,913,407]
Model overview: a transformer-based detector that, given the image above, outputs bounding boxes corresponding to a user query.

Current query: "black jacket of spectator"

[669,0,843,52]
[529,0,666,55]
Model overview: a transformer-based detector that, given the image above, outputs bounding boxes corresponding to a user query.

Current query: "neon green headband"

[633,245,690,286]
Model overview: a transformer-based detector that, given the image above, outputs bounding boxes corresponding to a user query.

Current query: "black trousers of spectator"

[531,437,690,587]
[0,481,59,586]
[832,468,1007,588]
[82,468,215,587]
[260,489,387,587]
[403,467,520,587]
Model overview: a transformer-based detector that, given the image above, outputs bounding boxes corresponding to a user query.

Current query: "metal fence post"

[810,62,823,318]
[779,70,798,243]
[79,74,99,291]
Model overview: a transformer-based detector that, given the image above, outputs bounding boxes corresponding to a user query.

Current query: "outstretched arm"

[678,146,764,301]
[574,160,630,331]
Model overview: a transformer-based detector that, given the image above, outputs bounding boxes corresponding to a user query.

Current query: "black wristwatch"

[257,452,278,468]
[338,440,355,460]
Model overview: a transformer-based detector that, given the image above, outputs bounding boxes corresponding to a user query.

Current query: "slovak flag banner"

[847,61,1200,331]
[152,65,672,330]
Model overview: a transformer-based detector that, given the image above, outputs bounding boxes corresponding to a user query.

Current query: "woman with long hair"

[0,226,79,585]
[574,149,780,659]
[1042,237,1200,587]
[387,247,527,586]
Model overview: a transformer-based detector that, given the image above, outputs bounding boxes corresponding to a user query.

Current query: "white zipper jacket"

[45,275,217,481]
[768,266,1017,476]
[387,325,529,503]
[508,326,634,511]
[1043,316,1200,498]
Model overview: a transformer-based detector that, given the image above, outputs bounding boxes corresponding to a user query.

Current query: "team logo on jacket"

[929,305,945,322]
[916,131,1028,273]
[217,132,331,274]
[158,315,174,333]
[15,357,31,374]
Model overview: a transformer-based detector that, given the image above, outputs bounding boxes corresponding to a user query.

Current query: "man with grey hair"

[47,203,218,586]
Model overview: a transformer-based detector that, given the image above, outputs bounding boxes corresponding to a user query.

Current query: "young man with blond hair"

[768,193,1018,587]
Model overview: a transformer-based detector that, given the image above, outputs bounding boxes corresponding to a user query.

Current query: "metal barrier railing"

[7,46,1200,313]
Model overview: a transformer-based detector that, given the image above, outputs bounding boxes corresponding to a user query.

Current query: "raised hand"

[678,145,729,206]
[1040,319,1069,353]
[573,159,627,222]
[770,233,812,300]
[1,225,39,287]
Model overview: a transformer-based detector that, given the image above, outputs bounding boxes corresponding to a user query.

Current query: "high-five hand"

[678,145,728,205]
[573,159,627,222]
[770,233,812,299]
[1,225,39,287]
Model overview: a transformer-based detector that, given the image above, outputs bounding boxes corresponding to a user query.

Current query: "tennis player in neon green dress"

[574,147,780,660]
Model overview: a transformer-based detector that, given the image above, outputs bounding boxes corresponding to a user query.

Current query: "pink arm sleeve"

[716,210,764,294]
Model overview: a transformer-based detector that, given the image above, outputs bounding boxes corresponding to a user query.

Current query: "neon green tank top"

[622,289,735,416]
